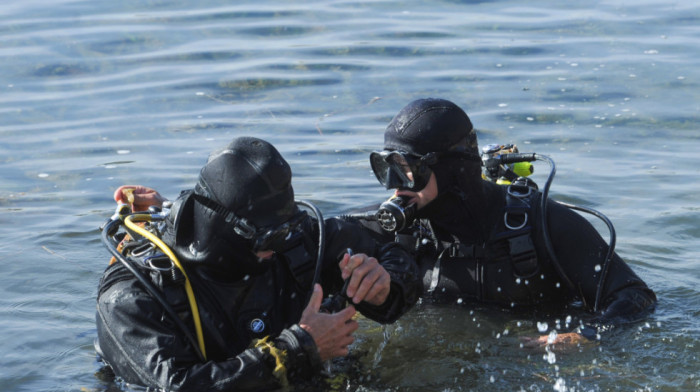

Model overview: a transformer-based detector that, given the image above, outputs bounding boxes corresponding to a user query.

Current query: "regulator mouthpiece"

[375,195,417,232]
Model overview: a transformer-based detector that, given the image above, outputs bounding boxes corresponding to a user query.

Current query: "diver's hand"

[339,252,391,306]
[299,284,358,361]
[113,185,166,212]
[521,332,591,351]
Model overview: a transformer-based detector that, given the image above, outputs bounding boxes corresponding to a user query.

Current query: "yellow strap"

[124,214,207,360]
[255,336,288,387]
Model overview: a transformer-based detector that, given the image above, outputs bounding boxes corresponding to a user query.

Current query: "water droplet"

[38,173,49,178]
[556,282,561,288]
[537,322,548,333]
[515,278,521,284]
[553,377,566,391]
[594,264,602,272]
[490,375,495,383]
[457,298,463,304]
[497,287,502,292]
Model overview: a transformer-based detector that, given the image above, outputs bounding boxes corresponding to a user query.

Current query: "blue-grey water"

[1,1,698,391]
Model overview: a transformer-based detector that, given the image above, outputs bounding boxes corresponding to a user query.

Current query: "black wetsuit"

[95,191,419,391]
[351,179,656,328]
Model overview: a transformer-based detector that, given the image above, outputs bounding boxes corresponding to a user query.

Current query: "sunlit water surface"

[1,1,698,391]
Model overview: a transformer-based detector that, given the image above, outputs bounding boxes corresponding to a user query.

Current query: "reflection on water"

[0,0,698,391]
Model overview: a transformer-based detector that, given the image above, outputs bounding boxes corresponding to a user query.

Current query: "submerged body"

[361,97,656,338]
[355,180,655,330]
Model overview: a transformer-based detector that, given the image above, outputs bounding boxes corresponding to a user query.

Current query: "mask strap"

[193,183,257,239]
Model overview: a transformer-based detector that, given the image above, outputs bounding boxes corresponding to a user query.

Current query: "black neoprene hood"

[197,137,297,228]
[384,98,478,157]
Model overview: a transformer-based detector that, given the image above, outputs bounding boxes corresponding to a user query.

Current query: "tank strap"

[501,180,540,278]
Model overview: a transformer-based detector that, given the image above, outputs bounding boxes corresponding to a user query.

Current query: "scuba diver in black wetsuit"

[96,137,420,391]
[352,98,656,346]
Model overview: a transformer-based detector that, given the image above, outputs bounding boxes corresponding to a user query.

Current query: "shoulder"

[97,262,152,308]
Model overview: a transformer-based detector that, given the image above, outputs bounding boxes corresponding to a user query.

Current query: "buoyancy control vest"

[101,190,321,361]
[404,182,568,307]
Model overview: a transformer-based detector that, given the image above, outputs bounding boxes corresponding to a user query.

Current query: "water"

[1,0,698,390]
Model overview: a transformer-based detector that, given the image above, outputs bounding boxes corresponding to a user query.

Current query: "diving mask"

[369,150,436,191]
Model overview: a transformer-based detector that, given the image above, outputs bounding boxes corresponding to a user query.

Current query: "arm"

[321,218,420,324]
[522,200,656,349]
[545,199,657,325]
[96,266,349,391]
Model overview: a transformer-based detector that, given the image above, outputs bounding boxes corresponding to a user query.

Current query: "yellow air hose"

[123,213,207,360]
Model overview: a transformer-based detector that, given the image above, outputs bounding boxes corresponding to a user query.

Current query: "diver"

[95,137,420,391]
[354,98,657,346]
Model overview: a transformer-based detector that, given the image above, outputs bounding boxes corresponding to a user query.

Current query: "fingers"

[338,252,353,280]
[303,284,323,315]
[114,185,137,203]
[521,332,591,351]
[112,185,165,212]
[328,307,358,357]
[299,301,358,361]
[340,254,391,305]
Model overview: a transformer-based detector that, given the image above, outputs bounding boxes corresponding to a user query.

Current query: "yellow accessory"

[255,336,288,387]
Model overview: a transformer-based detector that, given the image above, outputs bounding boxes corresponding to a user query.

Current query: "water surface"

[1,1,698,391]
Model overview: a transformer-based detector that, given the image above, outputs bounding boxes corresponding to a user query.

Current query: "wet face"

[395,172,438,210]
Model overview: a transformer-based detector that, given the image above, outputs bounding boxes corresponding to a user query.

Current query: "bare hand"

[113,185,166,212]
[299,284,358,361]
[521,332,592,351]
[339,252,391,306]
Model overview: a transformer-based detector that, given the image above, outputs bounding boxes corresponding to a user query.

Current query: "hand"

[521,332,592,351]
[299,284,358,361]
[113,185,166,212]
[339,252,391,306]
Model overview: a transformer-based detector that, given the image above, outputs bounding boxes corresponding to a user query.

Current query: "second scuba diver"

[96,137,420,391]
[356,98,657,345]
